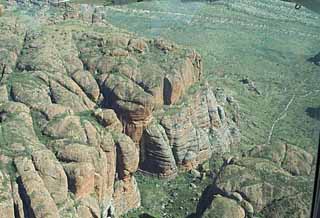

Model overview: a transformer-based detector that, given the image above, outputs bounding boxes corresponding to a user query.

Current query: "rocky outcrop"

[249,143,314,176]
[194,142,314,218]
[217,159,291,212]
[15,156,61,218]
[70,70,101,102]
[79,32,202,143]
[0,3,241,218]
[113,132,139,179]
[0,100,140,217]
[203,195,245,218]
[98,71,154,142]
[0,13,144,217]
[1,1,316,218]
[94,108,123,132]
[212,149,313,217]
[139,86,240,176]
[70,17,239,177]
[44,115,88,142]
[282,144,313,176]
[140,120,178,177]
[63,162,96,199]
[113,177,141,217]
[31,149,68,204]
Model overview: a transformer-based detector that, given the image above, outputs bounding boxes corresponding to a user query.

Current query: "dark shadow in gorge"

[306,107,320,121]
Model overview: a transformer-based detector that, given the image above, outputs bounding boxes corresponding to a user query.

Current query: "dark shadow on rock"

[189,184,225,218]
[306,107,320,121]
[185,213,199,218]
[307,53,320,66]
[139,213,156,218]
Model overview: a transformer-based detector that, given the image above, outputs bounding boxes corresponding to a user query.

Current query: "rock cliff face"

[140,87,240,177]
[0,3,240,218]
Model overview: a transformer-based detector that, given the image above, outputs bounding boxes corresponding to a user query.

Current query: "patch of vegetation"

[76,110,103,130]
[31,110,54,145]
[0,160,17,185]
[123,169,212,218]
[124,156,231,218]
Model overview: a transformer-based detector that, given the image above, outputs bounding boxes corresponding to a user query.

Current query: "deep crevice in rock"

[163,77,172,105]
[16,176,35,218]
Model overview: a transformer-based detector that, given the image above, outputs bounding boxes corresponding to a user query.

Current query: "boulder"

[140,120,177,177]
[248,143,286,165]
[44,115,87,143]
[203,195,245,218]
[10,73,52,107]
[49,79,95,113]
[249,143,313,176]
[153,38,177,53]
[282,144,313,176]
[63,162,95,199]
[128,38,149,53]
[31,149,68,204]
[94,108,123,132]
[113,177,141,216]
[76,196,101,218]
[113,132,139,179]
[70,70,100,102]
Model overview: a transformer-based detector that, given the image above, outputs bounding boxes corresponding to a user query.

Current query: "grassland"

[122,170,213,218]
